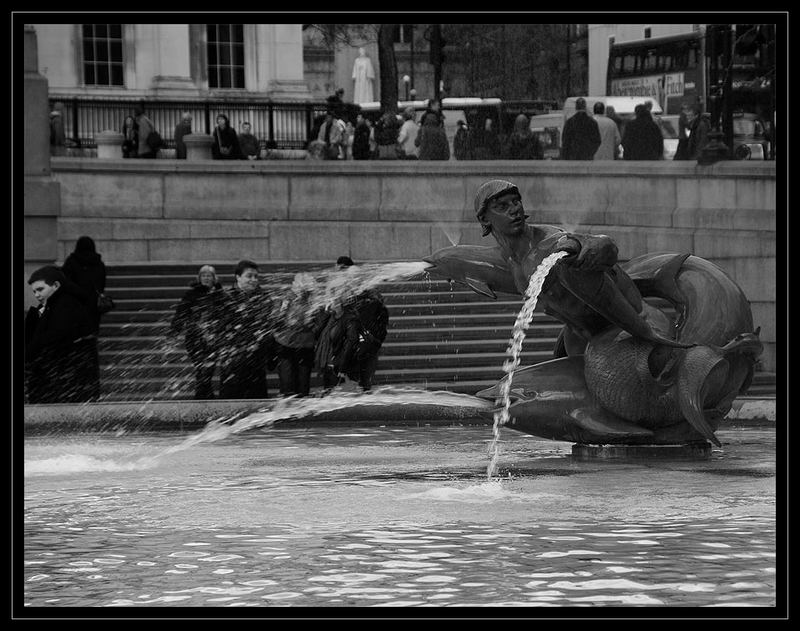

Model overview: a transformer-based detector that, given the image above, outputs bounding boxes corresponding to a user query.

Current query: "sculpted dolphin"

[423,244,516,298]
[423,179,762,447]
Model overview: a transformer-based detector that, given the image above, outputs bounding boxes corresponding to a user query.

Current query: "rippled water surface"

[23,425,777,608]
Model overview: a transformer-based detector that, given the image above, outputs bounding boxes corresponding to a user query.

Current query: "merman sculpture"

[424,179,762,447]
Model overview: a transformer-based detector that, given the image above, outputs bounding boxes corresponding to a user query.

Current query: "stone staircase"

[97,262,777,402]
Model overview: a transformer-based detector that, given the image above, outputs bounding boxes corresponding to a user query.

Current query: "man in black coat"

[622,104,665,160]
[560,98,601,160]
[25,265,97,403]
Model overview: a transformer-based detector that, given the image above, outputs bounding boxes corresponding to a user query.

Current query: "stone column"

[183,134,214,160]
[256,24,313,99]
[150,24,200,96]
[95,131,124,159]
[23,25,60,310]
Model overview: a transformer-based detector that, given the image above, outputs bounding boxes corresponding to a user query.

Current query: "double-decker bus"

[606,30,707,116]
[606,25,775,119]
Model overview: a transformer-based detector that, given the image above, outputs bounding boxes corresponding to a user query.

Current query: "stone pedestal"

[572,442,713,460]
[184,134,214,160]
[95,131,124,159]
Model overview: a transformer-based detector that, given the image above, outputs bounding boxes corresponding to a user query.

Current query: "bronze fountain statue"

[424,179,763,448]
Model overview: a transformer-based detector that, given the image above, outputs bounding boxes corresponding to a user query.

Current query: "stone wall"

[49,158,778,371]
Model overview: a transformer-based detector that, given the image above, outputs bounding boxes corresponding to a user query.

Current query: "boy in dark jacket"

[25,266,97,403]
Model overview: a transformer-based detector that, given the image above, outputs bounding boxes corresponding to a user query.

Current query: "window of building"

[207,24,245,89]
[82,24,124,86]
[644,26,652,39]
[394,24,413,44]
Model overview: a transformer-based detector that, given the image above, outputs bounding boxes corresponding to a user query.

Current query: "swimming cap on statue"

[474,179,520,216]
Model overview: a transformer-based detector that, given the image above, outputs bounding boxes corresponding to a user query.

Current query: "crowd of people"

[168,255,389,400]
[24,242,390,404]
[97,94,714,163]
[559,96,713,161]
[114,101,272,161]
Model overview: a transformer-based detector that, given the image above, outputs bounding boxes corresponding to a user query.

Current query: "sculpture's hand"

[558,233,618,271]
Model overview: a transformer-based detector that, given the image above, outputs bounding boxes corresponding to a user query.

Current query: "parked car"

[732,112,770,160]
[528,112,563,160]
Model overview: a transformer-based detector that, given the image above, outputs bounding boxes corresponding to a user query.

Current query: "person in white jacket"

[397,107,420,159]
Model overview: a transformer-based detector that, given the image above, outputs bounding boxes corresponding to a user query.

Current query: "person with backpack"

[333,286,389,392]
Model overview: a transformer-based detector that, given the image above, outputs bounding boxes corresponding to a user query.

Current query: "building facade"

[32,23,311,101]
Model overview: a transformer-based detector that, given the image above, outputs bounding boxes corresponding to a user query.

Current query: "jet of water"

[145,386,493,464]
[486,251,569,480]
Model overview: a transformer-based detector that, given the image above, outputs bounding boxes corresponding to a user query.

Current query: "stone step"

[99,337,562,356]
[106,290,518,308]
[99,350,556,377]
[99,301,545,323]
[97,313,562,336]
[97,326,562,353]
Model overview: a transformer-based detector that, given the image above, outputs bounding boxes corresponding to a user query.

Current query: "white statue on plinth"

[352,47,375,104]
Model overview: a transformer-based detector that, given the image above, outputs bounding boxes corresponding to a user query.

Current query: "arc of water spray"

[486,251,569,480]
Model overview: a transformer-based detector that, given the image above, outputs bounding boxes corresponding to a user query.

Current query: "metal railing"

[50,97,333,150]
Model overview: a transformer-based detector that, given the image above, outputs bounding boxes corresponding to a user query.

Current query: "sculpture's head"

[474,179,529,237]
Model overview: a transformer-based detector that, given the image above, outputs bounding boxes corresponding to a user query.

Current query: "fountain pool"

[23,422,777,609]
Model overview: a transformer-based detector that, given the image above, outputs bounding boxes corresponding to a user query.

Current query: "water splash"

[486,251,569,480]
[158,386,488,459]
[25,387,493,476]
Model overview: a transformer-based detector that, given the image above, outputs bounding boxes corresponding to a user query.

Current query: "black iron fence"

[49,97,333,150]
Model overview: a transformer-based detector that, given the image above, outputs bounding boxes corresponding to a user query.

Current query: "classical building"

[33,23,311,101]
